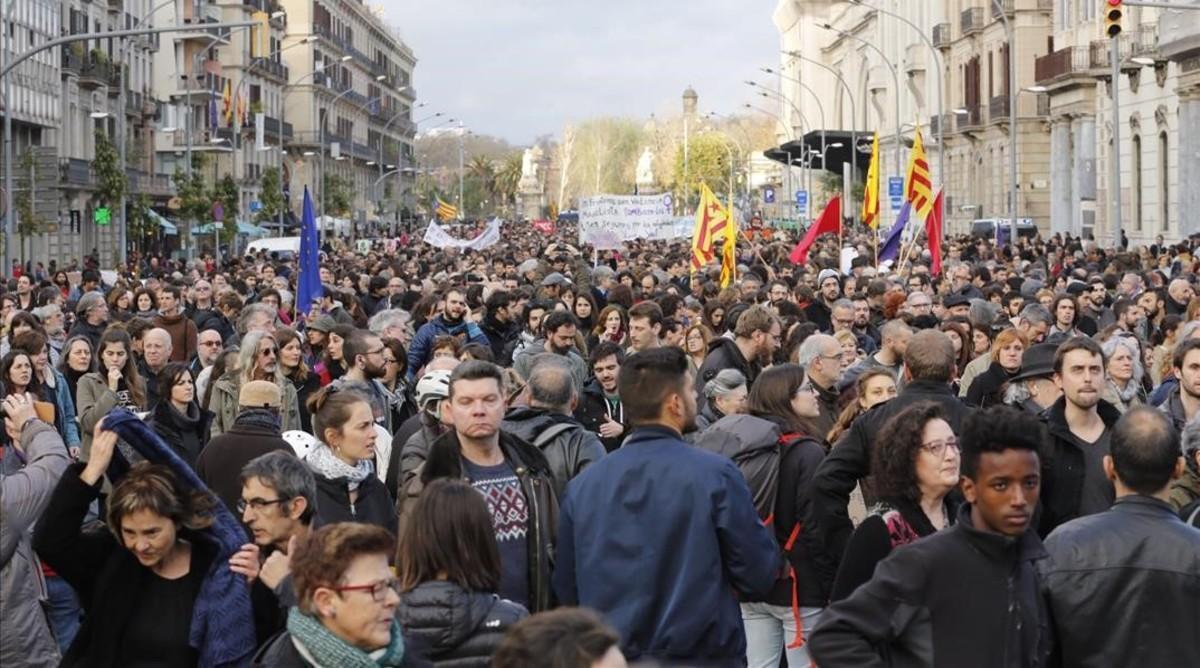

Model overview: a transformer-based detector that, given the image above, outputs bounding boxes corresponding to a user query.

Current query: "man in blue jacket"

[553,346,780,666]
[406,286,488,380]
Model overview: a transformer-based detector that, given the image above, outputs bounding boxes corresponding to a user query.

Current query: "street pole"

[281,63,335,239]
[993,0,1019,247]
[1110,36,1123,247]
[458,122,465,220]
[2,0,14,275]
[683,115,690,213]
[820,24,903,179]
[745,103,797,223]
[784,51,858,225]
[319,85,359,247]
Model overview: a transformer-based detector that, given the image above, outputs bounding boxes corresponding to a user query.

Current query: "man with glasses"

[196,381,293,515]
[796,334,845,438]
[331,329,395,432]
[189,328,224,377]
[236,451,317,641]
[831,298,876,355]
[905,292,933,318]
[186,279,217,329]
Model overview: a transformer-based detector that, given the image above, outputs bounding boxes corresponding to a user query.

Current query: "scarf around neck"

[306,443,373,490]
[286,607,405,668]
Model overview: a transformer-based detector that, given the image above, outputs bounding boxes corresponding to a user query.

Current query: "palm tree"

[467,155,497,201]
[494,153,523,216]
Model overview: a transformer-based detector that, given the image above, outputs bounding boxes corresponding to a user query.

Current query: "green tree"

[14,151,47,257]
[322,173,352,217]
[674,133,736,210]
[92,129,127,209]
[494,153,523,215]
[172,154,211,252]
[467,155,496,200]
[257,166,284,224]
[568,118,644,199]
[212,174,239,243]
[127,194,152,251]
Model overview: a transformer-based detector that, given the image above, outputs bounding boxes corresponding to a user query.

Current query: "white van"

[245,236,300,260]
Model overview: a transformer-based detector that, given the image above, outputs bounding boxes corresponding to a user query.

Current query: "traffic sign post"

[889,176,904,211]
[764,187,776,204]
[795,190,809,217]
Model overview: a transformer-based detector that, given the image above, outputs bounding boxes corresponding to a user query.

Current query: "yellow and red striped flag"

[435,197,458,221]
[221,79,233,127]
[905,124,935,223]
[690,183,731,274]
[861,132,880,228]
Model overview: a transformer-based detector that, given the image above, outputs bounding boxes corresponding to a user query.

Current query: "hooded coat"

[397,581,528,667]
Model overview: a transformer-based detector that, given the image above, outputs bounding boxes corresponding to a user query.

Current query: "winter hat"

[817,268,841,286]
[239,380,282,409]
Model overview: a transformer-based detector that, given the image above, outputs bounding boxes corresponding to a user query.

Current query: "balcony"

[286,130,320,148]
[956,105,983,132]
[106,0,121,12]
[61,50,84,77]
[989,95,1010,122]
[1034,46,1094,86]
[961,7,985,37]
[932,23,952,50]
[60,158,96,188]
[249,57,289,83]
[313,24,345,51]
[125,91,144,116]
[929,113,954,137]
[348,44,373,68]
[263,116,294,141]
[78,59,113,90]
[127,169,174,197]
[174,65,220,100]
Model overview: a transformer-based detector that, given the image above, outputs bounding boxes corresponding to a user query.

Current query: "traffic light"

[1104,0,1124,38]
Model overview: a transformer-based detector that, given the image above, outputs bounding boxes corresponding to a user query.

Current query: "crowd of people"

[1,222,1199,667]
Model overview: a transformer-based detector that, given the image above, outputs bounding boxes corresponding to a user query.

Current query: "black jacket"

[805,300,833,333]
[695,337,758,397]
[33,464,218,668]
[290,372,321,434]
[810,505,1051,668]
[194,416,292,516]
[965,361,1016,409]
[397,581,528,667]
[502,407,607,497]
[479,314,518,363]
[810,380,972,586]
[573,377,627,453]
[414,430,559,613]
[147,399,213,469]
[66,318,105,351]
[312,468,397,530]
[1038,396,1122,536]
[1040,495,1200,667]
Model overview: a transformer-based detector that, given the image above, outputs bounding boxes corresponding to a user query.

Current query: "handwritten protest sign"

[578,194,686,249]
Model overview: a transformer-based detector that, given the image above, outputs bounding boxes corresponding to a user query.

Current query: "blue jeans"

[741,602,823,668]
[44,574,81,653]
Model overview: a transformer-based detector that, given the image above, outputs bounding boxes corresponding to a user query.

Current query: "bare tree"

[557,124,574,209]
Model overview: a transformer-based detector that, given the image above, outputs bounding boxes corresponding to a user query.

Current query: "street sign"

[764,187,775,204]
[94,207,111,226]
[889,176,904,210]
[249,200,262,213]
[795,190,809,216]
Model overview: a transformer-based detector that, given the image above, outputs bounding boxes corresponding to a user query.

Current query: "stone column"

[1179,87,1200,239]
[1072,116,1097,238]
[1050,120,1073,235]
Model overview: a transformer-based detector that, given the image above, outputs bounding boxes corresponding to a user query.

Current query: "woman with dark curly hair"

[830,401,961,602]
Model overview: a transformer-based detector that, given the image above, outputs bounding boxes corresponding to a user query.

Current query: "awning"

[764,130,873,176]
[146,209,178,236]
[193,220,270,236]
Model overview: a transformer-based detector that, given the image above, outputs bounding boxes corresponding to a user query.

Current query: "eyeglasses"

[200,340,222,347]
[365,347,385,357]
[236,497,291,513]
[797,382,816,396]
[920,438,961,457]
[260,347,277,357]
[332,578,402,602]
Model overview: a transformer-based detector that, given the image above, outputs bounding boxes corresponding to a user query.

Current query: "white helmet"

[281,430,318,460]
[415,369,452,409]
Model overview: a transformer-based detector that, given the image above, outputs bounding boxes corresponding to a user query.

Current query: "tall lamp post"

[818,23,904,178]
[750,76,827,155]
[682,87,698,212]
[991,0,1020,246]
[744,103,805,222]
[281,57,345,238]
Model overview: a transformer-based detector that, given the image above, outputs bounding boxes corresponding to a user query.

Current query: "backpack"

[692,414,783,519]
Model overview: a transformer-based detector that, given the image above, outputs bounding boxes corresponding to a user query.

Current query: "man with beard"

[1077,278,1107,336]
[695,305,781,396]
[1159,338,1200,433]
[850,295,880,348]
[331,329,396,433]
[1165,278,1194,317]
[553,347,779,664]
[797,334,845,438]
[805,269,842,332]
[406,287,489,379]
[575,342,627,452]
[1136,288,1165,341]
[1040,336,1123,535]
[152,285,197,363]
[480,290,519,361]
[513,310,588,392]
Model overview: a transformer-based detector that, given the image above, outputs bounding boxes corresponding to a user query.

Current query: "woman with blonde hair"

[965,328,1028,409]
[827,368,898,445]
[833,329,862,371]
[683,323,712,376]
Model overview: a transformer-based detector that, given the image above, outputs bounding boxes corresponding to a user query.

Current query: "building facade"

[278,0,417,234]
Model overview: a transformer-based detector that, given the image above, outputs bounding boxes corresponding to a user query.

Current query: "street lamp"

[818,22,904,178]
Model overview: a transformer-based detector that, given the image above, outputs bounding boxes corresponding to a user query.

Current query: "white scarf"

[306,443,372,491]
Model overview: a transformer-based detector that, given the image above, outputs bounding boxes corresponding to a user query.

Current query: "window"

[1160,131,1169,233]
[1131,134,1142,231]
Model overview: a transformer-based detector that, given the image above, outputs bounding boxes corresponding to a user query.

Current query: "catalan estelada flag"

[690,183,731,274]
[906,124,934,223]
[435,197,458,221]
[221,79,233,127]
[861,132,880,228]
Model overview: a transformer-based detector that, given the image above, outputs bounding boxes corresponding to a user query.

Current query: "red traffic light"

[1105,0,1124,37]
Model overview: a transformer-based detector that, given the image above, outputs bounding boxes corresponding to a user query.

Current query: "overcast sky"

[382,0,781,145]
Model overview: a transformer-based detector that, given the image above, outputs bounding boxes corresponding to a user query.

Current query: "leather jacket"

[502,407,606,497]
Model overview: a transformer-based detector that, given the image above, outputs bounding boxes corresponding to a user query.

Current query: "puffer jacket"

[208,372,301,438]
[0,421,69,668]
[1040,495,1200,667]
[406,315,489,381]
[502,407,606,497]
[397,581,527,667]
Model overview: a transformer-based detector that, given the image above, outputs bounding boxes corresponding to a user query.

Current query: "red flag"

[925,190,944,277]
[789,196,841,265]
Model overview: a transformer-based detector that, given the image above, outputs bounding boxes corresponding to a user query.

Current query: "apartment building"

[277,0,417,231]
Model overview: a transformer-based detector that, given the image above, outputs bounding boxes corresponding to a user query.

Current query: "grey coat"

[0,420,69,667]
[208,372,301,438]
[76,372,140,461]
[512,341,588,392]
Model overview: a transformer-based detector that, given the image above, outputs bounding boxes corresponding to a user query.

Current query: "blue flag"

[297,186,323,313]
[878,201,911,264]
